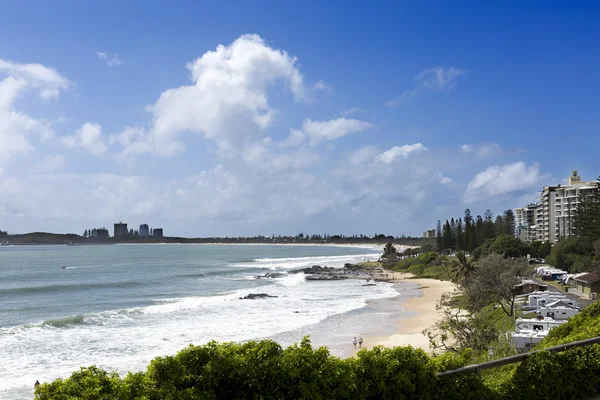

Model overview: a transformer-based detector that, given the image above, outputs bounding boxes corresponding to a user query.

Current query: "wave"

[0,281,145,296]
[231,253,380,270]
[41,314,86,328]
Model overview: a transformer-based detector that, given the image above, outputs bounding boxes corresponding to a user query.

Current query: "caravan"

[537,300,581,320]
[515,317,566,333]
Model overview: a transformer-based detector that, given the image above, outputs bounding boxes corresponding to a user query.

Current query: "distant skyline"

[1,1,599,237]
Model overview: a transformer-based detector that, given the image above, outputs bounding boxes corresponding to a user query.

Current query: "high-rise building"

[114,222,128,237]
[423,229,436,239]
[153,228,163,238]
[535,171,599,243]
[515,203,539,243]
[139,224,149,237]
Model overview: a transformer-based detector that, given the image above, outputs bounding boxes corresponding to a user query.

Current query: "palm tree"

[448,250,477,290]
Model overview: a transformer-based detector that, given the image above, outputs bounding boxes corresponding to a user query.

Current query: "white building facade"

[518,171,599,244]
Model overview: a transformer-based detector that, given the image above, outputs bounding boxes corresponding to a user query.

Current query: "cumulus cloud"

[386,66,465,107]
[0,59,68,165]
[376,143,427,164]
[31,154,67,173]
[465,161,544,203]
[0,58,70,100]
[295,118,373,146]
[96,51,124,67]
[62,123,107,157]
[460,143,500,158]
[113,34,305,158]
[349,145,379,165]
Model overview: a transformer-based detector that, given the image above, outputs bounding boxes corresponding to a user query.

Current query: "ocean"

[0,243,398,399]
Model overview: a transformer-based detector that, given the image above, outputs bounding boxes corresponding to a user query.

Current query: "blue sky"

[0,1,599,237]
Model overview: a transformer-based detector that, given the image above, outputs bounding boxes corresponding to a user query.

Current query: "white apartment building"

[515,203,539,243]
[534,171,599,243]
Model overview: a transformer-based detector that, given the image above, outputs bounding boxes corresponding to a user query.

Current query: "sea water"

[0,244,393,399]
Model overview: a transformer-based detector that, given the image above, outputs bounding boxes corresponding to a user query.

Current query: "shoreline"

[346,276,457,356]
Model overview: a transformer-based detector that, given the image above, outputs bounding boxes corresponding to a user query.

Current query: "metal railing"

[437,336,600,377]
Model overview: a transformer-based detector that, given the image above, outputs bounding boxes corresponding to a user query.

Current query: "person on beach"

[353,337,357,348]
[358,335,363,348]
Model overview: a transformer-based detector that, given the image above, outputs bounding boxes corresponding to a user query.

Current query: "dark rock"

[362,283,376,286]
[305,275,348,281]
[289,265,338,274]
[239,293,278,300]
[255,272,287,279]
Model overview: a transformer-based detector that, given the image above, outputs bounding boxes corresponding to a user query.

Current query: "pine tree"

[475,215,484,248]
[443,220,453,251]
[464,209,474,251]
[572,185,600,239]
[457,218,465,251]
[484,210,495,240]
[504,209,516,236]
[494,215,505,237]
[436,220,443,251]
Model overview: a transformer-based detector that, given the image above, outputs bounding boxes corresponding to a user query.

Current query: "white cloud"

[465,161,544,203]
[415,66,465,91]
[114,34,305,158]
[340,107,361,116]
[0,58,70,100]
[299,118,373,146]
[62,123,107,157]
[0,59,67,165]
[376,143,427,164]
[386,66,465,107]
[435,173,453,184]
[31,154,67,173]
[96,51,124,67]
[349,145,379,165]
[460,143,500,158]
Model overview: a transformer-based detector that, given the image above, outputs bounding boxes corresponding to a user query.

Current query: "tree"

[572,186,600,240]
[483,210,495,240]
[547,237,595,272]
[456,218,465,251]
[425,292,498,354]
[436,220,443,251]
[475,215,484,248]
[472,234,530,260]
[494,215,505,237]
[83,230,88,238]
[464,209,474,251]
[382,242,398,267]
[442,220,452,251]
[468,254,531,316]
[504,209,516,236]
[447,250,477,290]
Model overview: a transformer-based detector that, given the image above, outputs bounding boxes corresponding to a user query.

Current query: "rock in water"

[239,293,278,300]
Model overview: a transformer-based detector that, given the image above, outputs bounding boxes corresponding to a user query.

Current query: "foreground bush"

[36,317,600,400]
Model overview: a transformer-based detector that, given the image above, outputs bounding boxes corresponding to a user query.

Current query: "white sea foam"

[232,253,380,270]
[0,276,397,399]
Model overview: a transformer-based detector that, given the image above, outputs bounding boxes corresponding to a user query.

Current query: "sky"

[0,1,599,237]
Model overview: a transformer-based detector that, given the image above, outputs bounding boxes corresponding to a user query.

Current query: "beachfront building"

[114,222,128,237]
[515,203,539,243]
[515,171,599,243]
[139,224,150,237]
[153,228,164,238]
[423,229,436,239]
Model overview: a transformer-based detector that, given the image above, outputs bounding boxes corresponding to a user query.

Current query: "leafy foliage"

[471,234,530,260]
[546,236,600,272]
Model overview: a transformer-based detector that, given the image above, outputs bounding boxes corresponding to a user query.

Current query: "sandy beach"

[349,276,457,356]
